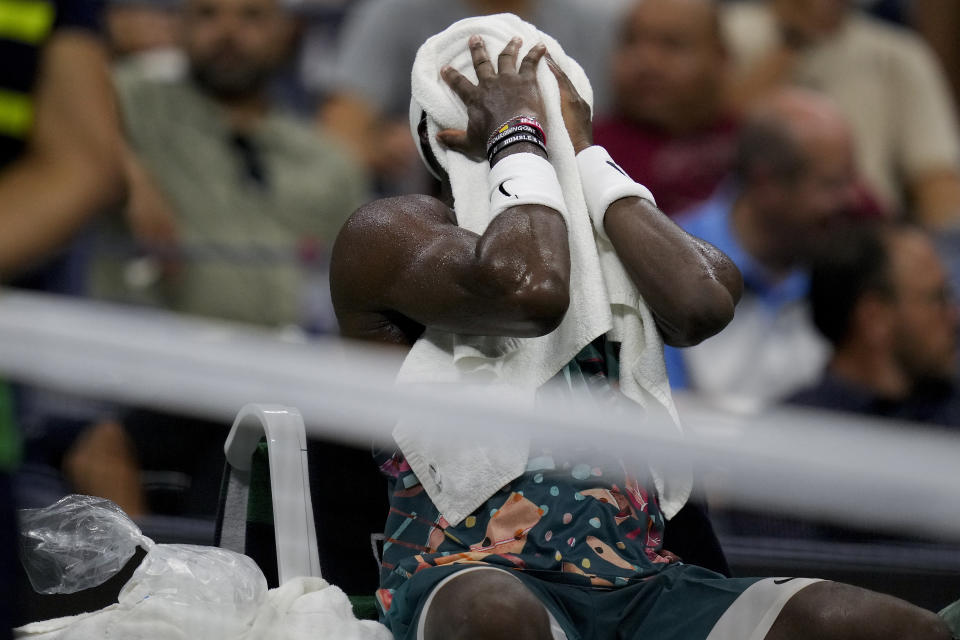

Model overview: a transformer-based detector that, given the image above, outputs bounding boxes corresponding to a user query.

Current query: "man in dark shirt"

[789,222,960,427]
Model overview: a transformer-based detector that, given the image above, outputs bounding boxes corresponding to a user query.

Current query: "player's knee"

[422,570,553,640]
[888,605,953,640]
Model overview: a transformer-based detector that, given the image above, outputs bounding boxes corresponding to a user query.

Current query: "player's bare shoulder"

[336,194,453,242]
[330,194,454,343]
[331,194,453,280]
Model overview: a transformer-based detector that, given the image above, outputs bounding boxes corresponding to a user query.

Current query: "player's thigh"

[765,581,951,640]
[420,567,556,640]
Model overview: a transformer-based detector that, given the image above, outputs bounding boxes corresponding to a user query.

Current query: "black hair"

[417,111,446,182]
[809,222,897,346]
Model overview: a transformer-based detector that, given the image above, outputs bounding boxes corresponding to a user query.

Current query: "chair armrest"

[224,404,321,583]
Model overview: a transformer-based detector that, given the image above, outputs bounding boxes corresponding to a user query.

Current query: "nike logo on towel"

[498,181,518,198]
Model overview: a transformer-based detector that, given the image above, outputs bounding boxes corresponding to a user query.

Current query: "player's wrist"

[571,136,592,155]
[488,152,565,218]
[576,145,656,240]
[486,115,547,165]
[567,124,593,155]
[490,141,548,166]
[486,115,545,145]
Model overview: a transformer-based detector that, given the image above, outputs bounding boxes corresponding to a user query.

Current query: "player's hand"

[437,35,547,161]
[546,53,592,154]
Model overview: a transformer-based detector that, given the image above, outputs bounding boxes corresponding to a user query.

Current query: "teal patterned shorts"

[384,562,769,640]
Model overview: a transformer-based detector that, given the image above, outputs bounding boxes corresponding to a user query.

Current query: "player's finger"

[547,53,591,118]
[518,42,547,79]
[441,65,477,102]
[469,34,495,81]
[546,54,574,97]
[497,37,522,74]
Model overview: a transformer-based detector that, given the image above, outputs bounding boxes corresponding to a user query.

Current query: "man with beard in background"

[77,0,367,546]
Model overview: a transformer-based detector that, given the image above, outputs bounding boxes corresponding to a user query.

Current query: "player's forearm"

[378,203,570,338]
[604,197,742,347]
[573,141,741,346]
[331,190,569,342]
[468,203,571,336]
[463,140,571,336]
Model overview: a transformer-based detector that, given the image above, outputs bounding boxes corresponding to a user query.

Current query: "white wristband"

[576,145,656,239]
[488,152,567,219]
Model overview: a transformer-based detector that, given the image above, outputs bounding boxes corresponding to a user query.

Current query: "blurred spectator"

[0,5,125,280]
[594,0,738,217]
[292,2,349,81]
[107,0,179,56]
[720,0,910,25]
[82,0,368,521]
[92,0,368,329]
[789,223,960,427]
[664,89,860,403]
[857,0,906,24]
[106,0,186,81]
[290,0,353,111]
[0,0,126,634]
[722,0,960,228]
[316,0,627,195]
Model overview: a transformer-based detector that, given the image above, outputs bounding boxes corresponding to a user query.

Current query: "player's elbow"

[513,271,570,336]
[485,259,570,337]
[660,288,736,347]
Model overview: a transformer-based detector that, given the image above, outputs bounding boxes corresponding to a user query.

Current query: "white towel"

[243,578,391,640]
[395,13,691,525]
[14,577,391,640]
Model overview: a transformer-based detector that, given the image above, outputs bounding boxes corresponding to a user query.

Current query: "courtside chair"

[215,403,379,620]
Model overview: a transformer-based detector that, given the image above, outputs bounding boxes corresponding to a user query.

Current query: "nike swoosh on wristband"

[773,578,798,585]
[606,160,627,176]
[498,181,519,198]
